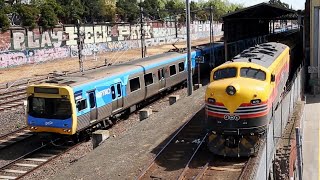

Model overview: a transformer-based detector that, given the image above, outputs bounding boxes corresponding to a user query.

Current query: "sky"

[227,0,305,10]
[191,0,305,10]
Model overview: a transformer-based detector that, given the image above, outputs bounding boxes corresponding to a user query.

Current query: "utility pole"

[186,0,192,96]
[209,6,215,68]
[76,19,84,73]
[140,5,145,58]
[295,127,303,180]
[175,14,178,38]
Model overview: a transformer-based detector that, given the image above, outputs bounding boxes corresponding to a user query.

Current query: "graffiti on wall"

[0,21,223,68]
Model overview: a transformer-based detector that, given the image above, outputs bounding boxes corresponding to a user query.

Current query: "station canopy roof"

[222,3,297,21]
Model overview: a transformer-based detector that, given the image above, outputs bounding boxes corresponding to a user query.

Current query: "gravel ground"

[49,86,206,180]
[0,107,26,136]
[19,86,194,180]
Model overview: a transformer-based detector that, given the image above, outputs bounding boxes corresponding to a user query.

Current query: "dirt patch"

[0,38,221,84]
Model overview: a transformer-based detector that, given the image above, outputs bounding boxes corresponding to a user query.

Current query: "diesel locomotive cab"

[26,85,77,135]
[205,62,273,135]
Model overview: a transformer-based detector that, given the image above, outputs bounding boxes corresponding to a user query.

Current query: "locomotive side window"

[240,67,266,81]
[144,73,153,86]
[130,77,140,92]
[170,65,176,76]
[213,67,237,80]
[178,62,185,72]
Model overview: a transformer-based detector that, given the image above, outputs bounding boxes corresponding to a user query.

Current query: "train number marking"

[223,115,240,121]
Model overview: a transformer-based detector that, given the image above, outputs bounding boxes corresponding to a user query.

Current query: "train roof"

[44,42,223,87]
[46,51,183,87]
[230,42,288,68]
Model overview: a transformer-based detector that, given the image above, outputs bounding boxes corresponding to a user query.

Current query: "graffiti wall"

[0,21,223,68]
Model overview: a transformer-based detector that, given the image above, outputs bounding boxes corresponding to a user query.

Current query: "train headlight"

[226,86,236,96]
[208,98,216,104]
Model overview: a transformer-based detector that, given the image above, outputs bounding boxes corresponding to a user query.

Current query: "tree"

[140,0,163,20]
[269,0,289,9]
[39,4,58,29]
[0,12,10,31]
[0,0,12,31]
[13,4,40,29]
[116,0,139,23]
[57,0,84,24]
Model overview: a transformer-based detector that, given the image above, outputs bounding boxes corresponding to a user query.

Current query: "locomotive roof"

[230,42,288,68]
[47,51,183,87]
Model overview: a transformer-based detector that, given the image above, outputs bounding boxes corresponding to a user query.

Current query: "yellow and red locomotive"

[205,42,290,157]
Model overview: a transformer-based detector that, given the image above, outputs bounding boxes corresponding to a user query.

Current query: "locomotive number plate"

[223,115,240,121]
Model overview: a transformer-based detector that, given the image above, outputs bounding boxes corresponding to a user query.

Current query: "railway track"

[0,128,32,150]
[137,108,207,180]
[137,107,251,180]
[0,138,81,180]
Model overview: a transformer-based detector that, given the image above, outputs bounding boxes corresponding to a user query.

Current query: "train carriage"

[205,42,290,157]
[26,43,222,136]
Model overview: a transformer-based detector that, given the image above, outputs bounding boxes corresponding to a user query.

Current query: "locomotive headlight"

[226,86,236,96]
[208,98,216,104]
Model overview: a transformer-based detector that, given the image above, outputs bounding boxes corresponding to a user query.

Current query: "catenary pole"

[76,19,84,73]
[186,0,192,96]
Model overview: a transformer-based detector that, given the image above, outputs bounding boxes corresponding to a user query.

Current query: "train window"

[240,67,266,81]
[213,67,237,80]
[89,92,96,108]
[28,97,72,119]
[130,77,140,92]
[144,73,153,86]
[178,62,185,72]
[76,99,87,111]
[111,86,116,100]
[170,65,176,76]
[117,84,122,97]
[158,68,165,80]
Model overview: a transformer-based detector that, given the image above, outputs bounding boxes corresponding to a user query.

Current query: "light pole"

[186,0,192,96]
[76,19,84,73]
[139,0,146,58]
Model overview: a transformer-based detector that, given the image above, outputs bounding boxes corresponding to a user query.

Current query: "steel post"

[186,0,192,96]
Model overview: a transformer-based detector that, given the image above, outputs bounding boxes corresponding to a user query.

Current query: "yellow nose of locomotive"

[205,78,269,113]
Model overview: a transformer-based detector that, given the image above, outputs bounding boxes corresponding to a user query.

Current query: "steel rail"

[177,132,208,180]
[136,105,205,180]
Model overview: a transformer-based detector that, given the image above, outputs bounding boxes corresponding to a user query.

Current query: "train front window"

[213,67,237,80]
[240,67,266,81]
[28,97,72,119]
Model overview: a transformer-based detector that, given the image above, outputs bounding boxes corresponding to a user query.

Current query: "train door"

[158,68,166,90]
[111,83,123,112]
[88,91,98,121]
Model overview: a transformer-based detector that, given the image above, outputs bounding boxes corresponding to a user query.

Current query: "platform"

[52,87,206,180]
[303,95,320,180]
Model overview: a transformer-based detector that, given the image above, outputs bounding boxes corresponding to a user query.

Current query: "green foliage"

[269,0,289,9]
[116,0,139,23]
[0,0,244,30]
[14,4,39,29]
[39,4,58,29]
[0,12,10,31]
